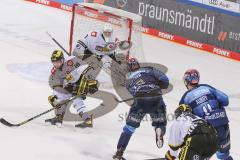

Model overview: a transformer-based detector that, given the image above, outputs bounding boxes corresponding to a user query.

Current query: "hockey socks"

[117,132,132,150]
[117,125,135,149]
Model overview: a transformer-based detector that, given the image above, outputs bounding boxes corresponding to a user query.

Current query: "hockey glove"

[118,40,132,50]
[48,95,57,107]
[165,151,176,160]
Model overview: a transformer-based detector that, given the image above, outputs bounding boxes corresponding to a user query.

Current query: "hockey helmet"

[183,69,200,86]
[174,104,192,118]
[127,57,140,71]
[51,50,64,62]
[103,24,113,41]
[103,24,113,34]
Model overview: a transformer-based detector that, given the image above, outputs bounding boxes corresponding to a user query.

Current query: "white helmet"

[103,24,113,42]
[103,24,113,33]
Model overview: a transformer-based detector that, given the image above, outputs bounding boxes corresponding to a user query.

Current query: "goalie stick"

[0,96,81,127]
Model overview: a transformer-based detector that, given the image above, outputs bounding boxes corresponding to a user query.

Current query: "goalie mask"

[103,24,113,42]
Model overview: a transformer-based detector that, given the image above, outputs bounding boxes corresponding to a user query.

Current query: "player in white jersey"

[46,50,98,128]
[72,23,121,64]
[165,104,217,160]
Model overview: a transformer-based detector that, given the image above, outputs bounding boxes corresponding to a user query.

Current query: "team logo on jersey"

[95,45,112,52]
[67,60,74,67]
[105,42,117,52]
[76,43,82,49]
[95,46,105,52]
[66,73,74,82]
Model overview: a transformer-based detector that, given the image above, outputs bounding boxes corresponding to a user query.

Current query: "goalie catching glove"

[104,40,132,52]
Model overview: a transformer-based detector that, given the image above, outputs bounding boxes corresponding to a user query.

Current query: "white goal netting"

[69,3,145,62]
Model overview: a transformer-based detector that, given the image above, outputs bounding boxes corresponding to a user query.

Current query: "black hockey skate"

[113,148,126,160]
[45,113,64,127]
[75,115,93,128]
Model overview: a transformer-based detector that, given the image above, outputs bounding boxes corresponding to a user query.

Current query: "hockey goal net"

[69,3,145,62]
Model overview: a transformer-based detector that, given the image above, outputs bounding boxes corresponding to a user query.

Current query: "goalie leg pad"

[75,75,98,95]
[77,74,88,96]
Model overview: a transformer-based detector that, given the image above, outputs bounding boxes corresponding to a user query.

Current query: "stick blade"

[145,158,165,160]
[0,118,17,127]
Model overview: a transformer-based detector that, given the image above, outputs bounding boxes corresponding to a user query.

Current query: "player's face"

[53,60,63,69]
[103,31,112,38]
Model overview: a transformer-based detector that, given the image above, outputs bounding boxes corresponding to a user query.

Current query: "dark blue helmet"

[183,69,200,86]
[127,57,140,71]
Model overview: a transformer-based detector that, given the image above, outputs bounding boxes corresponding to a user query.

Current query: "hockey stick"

[114,97,134,103]
[0,96,80,127]
[114,93,164,103]
[145,158,165,160]
[46,32,71,56]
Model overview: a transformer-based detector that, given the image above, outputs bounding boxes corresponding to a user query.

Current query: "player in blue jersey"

[179,69,233,160]
[113,58,169,160]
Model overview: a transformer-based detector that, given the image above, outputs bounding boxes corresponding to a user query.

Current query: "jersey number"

[203,104,213,116]
[136,79,145,86]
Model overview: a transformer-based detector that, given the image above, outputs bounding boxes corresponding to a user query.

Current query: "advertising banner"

[188,0,240,13]
[86,0,240,56]
[51,0,84,5]
[26,0,240,60]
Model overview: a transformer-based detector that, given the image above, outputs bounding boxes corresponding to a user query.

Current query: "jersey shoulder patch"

[51,67,57,75]
[90,31,97,37]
